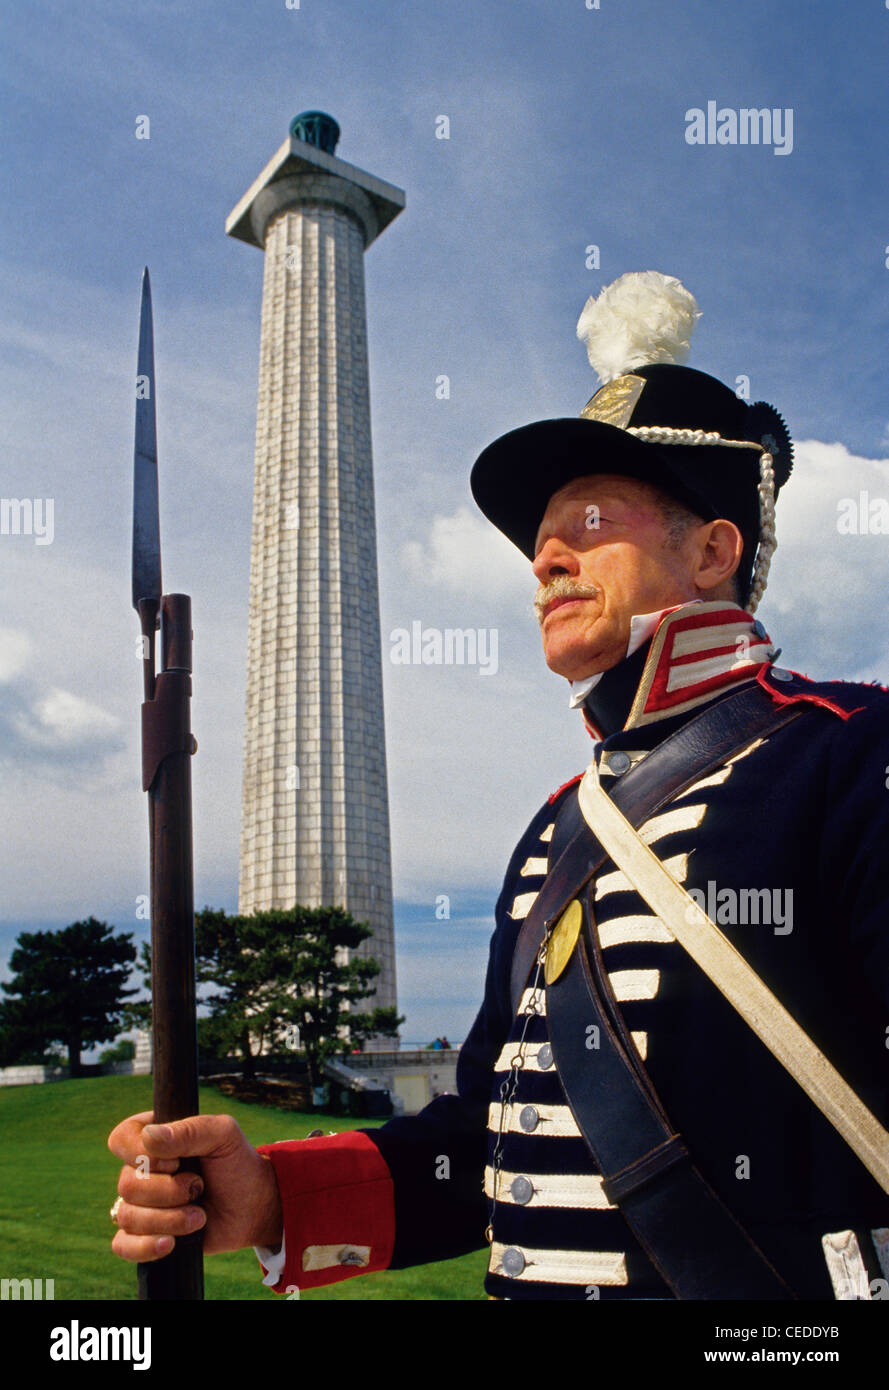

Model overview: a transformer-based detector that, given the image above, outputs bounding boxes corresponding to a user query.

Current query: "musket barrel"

[138,593,203,1301]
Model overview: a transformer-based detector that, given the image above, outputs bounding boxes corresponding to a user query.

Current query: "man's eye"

[574,511,610,532]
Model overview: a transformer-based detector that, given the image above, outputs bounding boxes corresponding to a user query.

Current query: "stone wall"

[0,1065,66,1087]
[339,1049,459,1114]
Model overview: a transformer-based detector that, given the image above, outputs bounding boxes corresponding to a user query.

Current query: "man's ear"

[693,518,744,594]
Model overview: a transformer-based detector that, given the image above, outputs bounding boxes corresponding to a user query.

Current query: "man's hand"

[108,1111,283,1263]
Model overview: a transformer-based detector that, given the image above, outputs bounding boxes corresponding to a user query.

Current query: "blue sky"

[2,0,889,1046]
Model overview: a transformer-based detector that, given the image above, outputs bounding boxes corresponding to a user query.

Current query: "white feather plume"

[576,271,701,384]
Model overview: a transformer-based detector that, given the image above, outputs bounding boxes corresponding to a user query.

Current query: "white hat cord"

[624,426,777,613]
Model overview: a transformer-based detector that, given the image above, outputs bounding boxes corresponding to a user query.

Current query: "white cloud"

[24,688,120,747]
[755,440,889,680]
[400,505,531,606]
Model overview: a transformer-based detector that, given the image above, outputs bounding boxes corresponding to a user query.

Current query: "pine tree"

[0,918,137,1076]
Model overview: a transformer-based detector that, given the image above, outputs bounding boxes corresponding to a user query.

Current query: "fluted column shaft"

[238,184,396,1013]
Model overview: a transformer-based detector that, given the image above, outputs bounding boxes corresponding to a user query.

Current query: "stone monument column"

[227,112,404,1016]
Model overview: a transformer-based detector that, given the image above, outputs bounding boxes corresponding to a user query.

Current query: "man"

[109,272,889,1300]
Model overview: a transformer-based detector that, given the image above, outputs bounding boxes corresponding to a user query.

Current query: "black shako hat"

[470,272,793,610]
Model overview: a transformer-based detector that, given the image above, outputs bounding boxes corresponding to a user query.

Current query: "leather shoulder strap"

[508,681,807,1016]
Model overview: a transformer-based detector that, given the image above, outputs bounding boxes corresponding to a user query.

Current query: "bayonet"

[133,268,161,613]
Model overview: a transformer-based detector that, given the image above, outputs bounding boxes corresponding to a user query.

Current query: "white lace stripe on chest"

[679,766,732,793]
[493,1040,552,1072]
[489,1242,628,1286]
[493,1032,649,1071]
[487,1101,582,1138]
[637,801,707,844]
[509,891,541,920]
[484,1167,616,1210]
[595,852,689,901]
[608,968,661,1002]
[516,987,546,1016]
[596,915,674,949]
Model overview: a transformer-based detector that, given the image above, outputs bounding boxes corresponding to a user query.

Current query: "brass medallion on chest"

[544,898,583,985]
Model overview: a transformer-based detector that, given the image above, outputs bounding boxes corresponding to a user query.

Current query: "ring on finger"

[110,1196,124,1224]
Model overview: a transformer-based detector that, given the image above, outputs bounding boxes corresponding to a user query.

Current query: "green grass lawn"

[0,1074,488,1301]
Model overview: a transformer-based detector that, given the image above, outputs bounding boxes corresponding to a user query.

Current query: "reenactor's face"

[531,474,700,682]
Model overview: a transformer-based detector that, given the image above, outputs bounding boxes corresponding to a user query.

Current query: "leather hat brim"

[470,417,719,560]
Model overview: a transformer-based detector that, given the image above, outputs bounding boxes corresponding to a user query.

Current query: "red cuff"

[255,1130,395,1292]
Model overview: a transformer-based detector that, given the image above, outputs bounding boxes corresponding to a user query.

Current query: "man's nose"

[532,535,578,584]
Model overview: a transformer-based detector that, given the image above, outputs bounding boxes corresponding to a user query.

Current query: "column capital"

[249,173,378,248]
[227,135,405,251]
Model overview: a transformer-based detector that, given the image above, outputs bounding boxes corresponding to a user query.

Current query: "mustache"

[534,576,600,623]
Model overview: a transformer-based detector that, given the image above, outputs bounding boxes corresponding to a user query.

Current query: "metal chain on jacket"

[486,936,551,1245]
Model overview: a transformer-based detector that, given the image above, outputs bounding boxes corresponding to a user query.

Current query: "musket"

[132,267,204,1300]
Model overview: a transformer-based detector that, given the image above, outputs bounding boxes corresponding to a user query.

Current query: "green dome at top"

[290,111,341,154]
